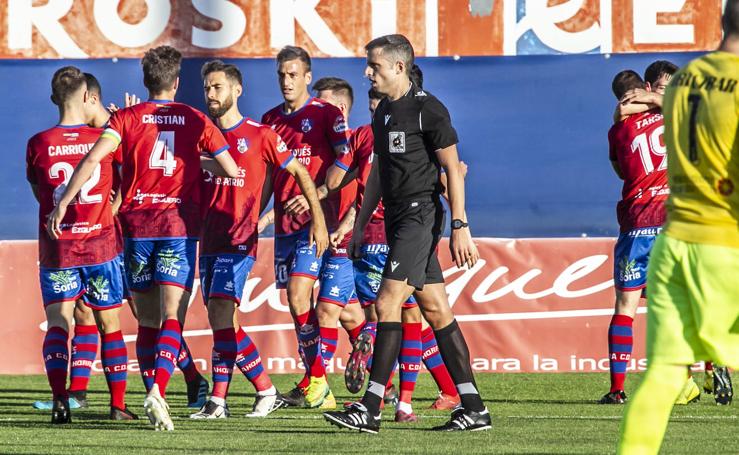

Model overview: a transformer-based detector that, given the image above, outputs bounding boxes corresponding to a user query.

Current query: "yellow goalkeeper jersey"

[662,51,739,248]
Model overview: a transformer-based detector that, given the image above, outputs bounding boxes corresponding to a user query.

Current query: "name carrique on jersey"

[26,125,117,268]
[103,100,229,239]
[261,97,351,236]
[201,117,294,257]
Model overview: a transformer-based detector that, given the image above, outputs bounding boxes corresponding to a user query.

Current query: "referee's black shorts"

[383,196,445,290]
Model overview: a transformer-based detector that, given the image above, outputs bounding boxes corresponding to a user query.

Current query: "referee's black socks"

[434,319,486,412]
[360,322,402,415]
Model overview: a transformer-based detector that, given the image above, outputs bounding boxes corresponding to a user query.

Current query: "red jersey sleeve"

[324,104,350,151]
[26,138,38,184]
[262,128,294,169]
[199,116,229,156]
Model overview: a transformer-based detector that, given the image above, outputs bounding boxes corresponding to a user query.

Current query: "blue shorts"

[117,253,131,301]
[614,227,661,291]
[40,259,124,310]
[353,244,416,308]
[317,255,358,307]
[199,254,256,304]
[125,238,197,292]
[274,230,326,289]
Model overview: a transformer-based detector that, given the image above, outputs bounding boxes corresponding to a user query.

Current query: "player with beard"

[191,60,327,418]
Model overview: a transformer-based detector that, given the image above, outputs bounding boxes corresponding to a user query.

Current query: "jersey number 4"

[630,126,666,174]
[49,162,102,206]
[149,131,177,176]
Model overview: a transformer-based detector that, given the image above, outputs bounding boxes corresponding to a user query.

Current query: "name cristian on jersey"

[141,114,186,125]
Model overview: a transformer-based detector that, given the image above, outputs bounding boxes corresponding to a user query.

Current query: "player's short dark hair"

[368,88,383,100]
[644,60,678,86]
[51,66,86,106]
[201,60,243,86]
[313,77,354,109]
[84,72,101,97]
[410,64,423,88]
[141,45,182,93]
[611,70,645,100]
[276,46,311,72]
[724,0,739,36]
[365,34,415,75]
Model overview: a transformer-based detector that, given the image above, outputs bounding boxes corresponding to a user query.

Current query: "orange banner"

[0,237,651,375]
[0,1,722,59]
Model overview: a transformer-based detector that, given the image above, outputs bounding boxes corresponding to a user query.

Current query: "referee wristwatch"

[451,219,469,230]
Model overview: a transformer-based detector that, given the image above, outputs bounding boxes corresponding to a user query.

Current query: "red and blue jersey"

[261,97,351,236]
[103,100,229,239]
[26,125,117,268]
[608,109,669,232]
[201,117,294,257]
[336,124,386,245]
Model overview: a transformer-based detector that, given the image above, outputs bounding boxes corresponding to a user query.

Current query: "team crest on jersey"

[237,137,249,154]
[389,131,406,153]
[301,118,312,133]
[333,116,347,133]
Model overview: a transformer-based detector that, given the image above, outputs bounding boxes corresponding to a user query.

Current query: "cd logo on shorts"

[717,178,734,196]
[301,118,312,133]
[237,137,249,154]
[389,132,405,153]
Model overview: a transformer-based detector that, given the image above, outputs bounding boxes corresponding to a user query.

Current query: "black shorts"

[383,197,445,290]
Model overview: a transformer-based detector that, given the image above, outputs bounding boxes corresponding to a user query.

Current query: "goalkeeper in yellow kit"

[618,3,739,454]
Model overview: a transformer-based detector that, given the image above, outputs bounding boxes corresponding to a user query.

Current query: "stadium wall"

[0,237,650,375]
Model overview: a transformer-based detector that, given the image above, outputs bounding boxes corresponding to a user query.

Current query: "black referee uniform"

[372,82,456,289]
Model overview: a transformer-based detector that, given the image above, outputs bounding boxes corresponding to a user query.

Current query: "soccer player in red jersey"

[600,67,678,404]
[47,46,239,431]
[260,46,350,407]
[190,60,327,418]
[27,66,136,423]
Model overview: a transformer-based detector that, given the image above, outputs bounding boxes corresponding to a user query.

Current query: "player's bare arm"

[437,144,479,269]
[348,157,381,260]
[329,205,356,249]
[613,89,662,122]
[201,150,239,178]
[46,136,118,239]
[284,158,328,257]
[284,164,358,216]
[440,160,468,201]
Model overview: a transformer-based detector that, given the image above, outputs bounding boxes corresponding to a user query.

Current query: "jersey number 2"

[49,162,102,206]
[630,126,666,174]
[149,131,177,176]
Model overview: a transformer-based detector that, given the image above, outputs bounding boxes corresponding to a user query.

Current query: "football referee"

[324,34,490,433]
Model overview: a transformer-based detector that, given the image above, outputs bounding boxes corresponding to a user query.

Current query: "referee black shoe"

[714,367,733,405]
[323,402,381,434]
[431,407,491,432]
[51,397,71,424]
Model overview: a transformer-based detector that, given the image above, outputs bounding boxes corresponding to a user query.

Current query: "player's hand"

[124,92,141,108]
[284,194,310,216]
[329,230,346,250]
[46,204,68,240]
[450,227,479,269]
[348,229,364,260]
[620,88,653,105]
[310,221,329,258]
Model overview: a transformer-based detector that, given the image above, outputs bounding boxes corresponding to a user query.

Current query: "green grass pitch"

[0,372,735,454]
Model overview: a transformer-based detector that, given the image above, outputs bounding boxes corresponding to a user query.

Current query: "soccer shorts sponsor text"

[125,238,197,292]
[613,227,661,291]
[40,259,123,310]
[273,229,326,290]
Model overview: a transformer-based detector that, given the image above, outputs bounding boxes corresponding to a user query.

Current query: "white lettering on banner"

[633,0,694,44]
[502,0,611,55]
[269,0,352,56]
[192,0,247,49]
[371,0,397,38]
[93,0,170,48]
[7,0,87,57]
